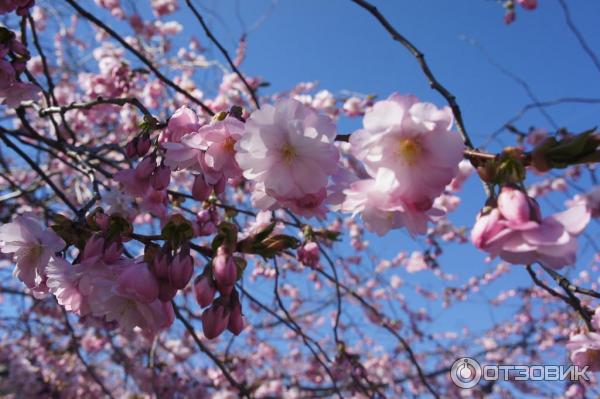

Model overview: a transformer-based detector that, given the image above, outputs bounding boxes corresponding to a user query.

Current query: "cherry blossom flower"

[0,215,64,289]
[472,187,591,268]
[567,332,600,372]
[235,99,339,214]
[349,93,464,205]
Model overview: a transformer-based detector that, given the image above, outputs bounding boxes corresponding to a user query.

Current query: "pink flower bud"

[125,139,137,158]
[116,263,159,304]
[212,248,237,288]
[194,275,216,308]
[169,252,194,289]
[158,280,177,302]
[83,235,104,260]
[297,242,320,267]
[192,174,212,201]
[227,292,244,335]
[216,282,234,296]
[201,303,230,339]
[135,156,156,179]
[151,165,171,191]
[136,135,151,156]
[504,11,516,24]
[151,252,170,280]
[497,186,531,224]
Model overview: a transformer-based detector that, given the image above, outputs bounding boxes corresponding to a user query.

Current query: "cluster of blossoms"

[0,214,174,337]
[195,246,245,339]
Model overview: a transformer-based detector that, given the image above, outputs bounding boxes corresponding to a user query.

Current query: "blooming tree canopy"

[0,0,599,398]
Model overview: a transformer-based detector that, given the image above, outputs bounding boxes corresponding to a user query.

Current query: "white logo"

[450,357,482,389]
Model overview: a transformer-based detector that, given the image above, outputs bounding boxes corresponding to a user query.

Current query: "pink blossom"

[569,186,600,218]
[114,156,157,197]
[350,94,464,206]
[88,261,174,336]
[0,215,64,288]
[235,99,339,213]
[472,199,591,269]
[150,165,171,191]
[182,117,245,184]
[567,332,600,372]
[297,242,320,268]
[0,82,41,108]
[151,0,178,16]
[116,262,160,304]
[166,106,199,142]
[46,257,88,315]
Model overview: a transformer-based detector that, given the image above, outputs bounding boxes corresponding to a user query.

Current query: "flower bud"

[125,139,138,158]
[227,291,244,335]
[136,135,151,156]
[297,241,320,267]
[151,252,170,280]
[151,165,171,191]
[212,247,237,288]
[192,174,212,201]
[497,186,531,224]
[201,303,230,339]
[194,275,216,308]
[169,252,194,289]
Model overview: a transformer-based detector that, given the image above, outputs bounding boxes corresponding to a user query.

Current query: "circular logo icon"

[450,357,482,389]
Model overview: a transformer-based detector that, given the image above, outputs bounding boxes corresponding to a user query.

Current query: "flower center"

[397,138,421,164]
[280,144,297,166]
[223,137,236,154]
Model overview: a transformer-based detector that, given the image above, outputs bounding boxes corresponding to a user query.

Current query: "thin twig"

[185,0,261,110]
[63,0,214,115]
